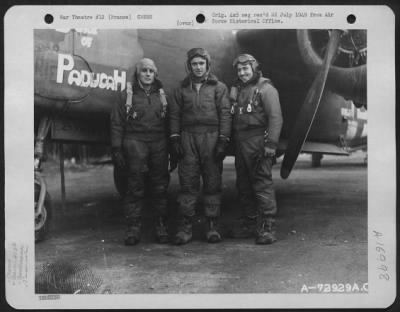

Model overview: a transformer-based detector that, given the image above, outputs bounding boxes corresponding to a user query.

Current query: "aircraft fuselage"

[34,29,366,152]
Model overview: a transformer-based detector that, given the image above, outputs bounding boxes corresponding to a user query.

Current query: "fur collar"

[181,73,219,88]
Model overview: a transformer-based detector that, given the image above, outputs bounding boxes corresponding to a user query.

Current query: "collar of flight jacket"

[181,73,219,88]
[131,76,164,94]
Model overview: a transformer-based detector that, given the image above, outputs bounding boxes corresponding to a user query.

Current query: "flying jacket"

[231,76,283,149]
[110,78,168,148]
[169,73,232,138]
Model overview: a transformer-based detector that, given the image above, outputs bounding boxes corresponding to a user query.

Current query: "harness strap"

[230,79,270,114]
[159,88,168,118]
[125,82,133,115]
[125,82,168,120]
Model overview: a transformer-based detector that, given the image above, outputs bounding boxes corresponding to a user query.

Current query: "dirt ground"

[35,152,367,294]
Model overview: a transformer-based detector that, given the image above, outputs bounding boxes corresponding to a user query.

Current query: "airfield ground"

[35,152,367,298]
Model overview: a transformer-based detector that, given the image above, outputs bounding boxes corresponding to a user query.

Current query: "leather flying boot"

[173,215,193,245]
[227,216,257,238]
[125,218,141,246]
[155,217,169,244]
[255,216,277,245]
[206,217,222,243]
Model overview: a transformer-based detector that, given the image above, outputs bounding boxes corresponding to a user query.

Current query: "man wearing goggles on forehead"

[169,48,232,245]
[228,54,283,244]
[111,58,170,246]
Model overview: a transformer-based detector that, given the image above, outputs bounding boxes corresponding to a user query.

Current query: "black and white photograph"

[4,5,396,309]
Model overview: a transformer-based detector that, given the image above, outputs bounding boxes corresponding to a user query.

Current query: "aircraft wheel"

[35,183,52,243]
[113,165,128,197]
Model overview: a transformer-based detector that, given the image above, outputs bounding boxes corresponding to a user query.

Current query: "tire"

[35,183,52,243]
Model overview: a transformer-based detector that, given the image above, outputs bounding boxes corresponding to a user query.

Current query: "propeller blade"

[280,30,342,179]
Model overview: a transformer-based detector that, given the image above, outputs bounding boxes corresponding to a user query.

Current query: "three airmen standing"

[111,49,283,246]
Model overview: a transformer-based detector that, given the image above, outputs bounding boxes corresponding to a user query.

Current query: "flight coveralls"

[231,76,283,236]
[110,78,169,236]
[169,73,232,222]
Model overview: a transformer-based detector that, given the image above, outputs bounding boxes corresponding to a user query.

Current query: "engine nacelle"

[297,30,367,106]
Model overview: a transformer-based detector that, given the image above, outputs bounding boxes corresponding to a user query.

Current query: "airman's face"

[237,63,253,83]
[138,66,155,86]
[190,57,207,78]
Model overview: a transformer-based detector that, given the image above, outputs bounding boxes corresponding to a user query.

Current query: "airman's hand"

[263,146,276,158]
[112,148,126,168]
[170,135,184,160]
[215,136,230,162]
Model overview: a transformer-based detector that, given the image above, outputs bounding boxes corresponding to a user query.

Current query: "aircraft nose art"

[34,49,91,101]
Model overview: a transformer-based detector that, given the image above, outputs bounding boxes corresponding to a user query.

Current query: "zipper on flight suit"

[145,88,151,105]
[192,81,202,109]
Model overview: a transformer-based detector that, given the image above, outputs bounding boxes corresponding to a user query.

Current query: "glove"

[170,135,184,160]
[215,136,230,162]
[263,146,276,158]
[112,147,126,168]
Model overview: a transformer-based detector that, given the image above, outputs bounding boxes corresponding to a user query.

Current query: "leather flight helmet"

[186,47,211,70]
[233,54,260,72]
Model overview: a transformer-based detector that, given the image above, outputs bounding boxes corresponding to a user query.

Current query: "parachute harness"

[230,82,269,147]
[125,82,134,120]
[125,81,168,120]
[230,84,261,115]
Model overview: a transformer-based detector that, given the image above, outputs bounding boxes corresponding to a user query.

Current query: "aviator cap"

[187,48,211,68]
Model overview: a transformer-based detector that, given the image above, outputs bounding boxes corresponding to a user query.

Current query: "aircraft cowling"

[297,30,367,105]
[34,50,91,102]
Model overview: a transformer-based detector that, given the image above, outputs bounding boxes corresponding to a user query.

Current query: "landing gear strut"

[35,168,52,242]
[34,116,52,242]
[311,153,323,167]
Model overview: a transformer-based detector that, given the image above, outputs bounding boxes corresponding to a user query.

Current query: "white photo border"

[4,4,396,309]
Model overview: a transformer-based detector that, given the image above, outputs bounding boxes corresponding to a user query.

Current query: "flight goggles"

[232,54,258,67]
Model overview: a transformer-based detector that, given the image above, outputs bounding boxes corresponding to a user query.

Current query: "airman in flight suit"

[229,54,283,244]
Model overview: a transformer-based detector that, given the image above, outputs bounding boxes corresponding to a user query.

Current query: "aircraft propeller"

[280,30,342,179]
